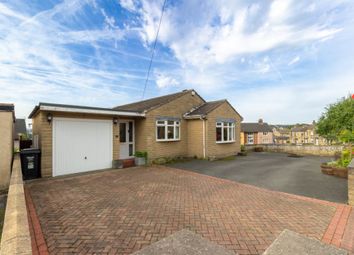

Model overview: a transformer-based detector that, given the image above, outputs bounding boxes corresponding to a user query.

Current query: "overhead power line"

[141,0,167,99]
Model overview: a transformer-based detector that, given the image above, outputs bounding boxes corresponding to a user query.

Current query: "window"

[247,133,254,144]
[119,123,126,143]
[156,120,180,141]
[263,132,268,135]
[216,122,235,143]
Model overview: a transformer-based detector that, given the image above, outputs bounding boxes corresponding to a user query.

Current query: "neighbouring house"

[0,104,15,190]
[30,89,243,177]
[14,118,27,151]
[240,119,273,145]
[290,122,327,145]
[272,126,291,144]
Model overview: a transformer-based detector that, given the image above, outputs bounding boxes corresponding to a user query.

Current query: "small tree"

[317,95,353,166]
[317,95,354,142]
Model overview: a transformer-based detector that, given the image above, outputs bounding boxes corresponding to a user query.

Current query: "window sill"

[216,141,235,144]
[156,139,181,142]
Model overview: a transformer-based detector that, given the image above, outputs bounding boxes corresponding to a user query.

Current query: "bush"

[338,149,351,167]
[134,151,148,160]
[326,149,351,168]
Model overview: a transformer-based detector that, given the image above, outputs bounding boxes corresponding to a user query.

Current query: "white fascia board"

[40,105,145,117]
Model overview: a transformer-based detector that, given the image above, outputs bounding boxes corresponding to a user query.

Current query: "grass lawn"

[0,207,5,241]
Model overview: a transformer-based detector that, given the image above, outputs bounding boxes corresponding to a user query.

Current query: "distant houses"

[241,119,273,145]
[272,126,291,144]
[290,122,327,145]
[241,120,328,146]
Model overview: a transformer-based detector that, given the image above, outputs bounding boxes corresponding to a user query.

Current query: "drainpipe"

[202,117,206,159]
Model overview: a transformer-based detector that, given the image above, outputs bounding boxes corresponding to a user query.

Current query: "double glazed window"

[216,122,235,143]
[156,120,180,141]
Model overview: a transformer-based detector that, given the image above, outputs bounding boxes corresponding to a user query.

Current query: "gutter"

[183,114,206,120]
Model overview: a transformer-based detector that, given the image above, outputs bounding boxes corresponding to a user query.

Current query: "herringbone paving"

[27,166,339,255]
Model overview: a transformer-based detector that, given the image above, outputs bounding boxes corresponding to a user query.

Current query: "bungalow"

[29,89,243,177]
[240,119,273,145]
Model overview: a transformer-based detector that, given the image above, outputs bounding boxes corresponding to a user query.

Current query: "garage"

[52,118,113,176]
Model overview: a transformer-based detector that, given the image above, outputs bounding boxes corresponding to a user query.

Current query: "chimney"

[258,118,263,124]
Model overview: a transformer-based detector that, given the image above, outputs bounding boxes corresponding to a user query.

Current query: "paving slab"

[133,229,235,255]
[263,229,347,255]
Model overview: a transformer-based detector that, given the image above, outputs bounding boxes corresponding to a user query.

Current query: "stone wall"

[0,156,32,254]
[245,144,343,156]
[348,159,354,206]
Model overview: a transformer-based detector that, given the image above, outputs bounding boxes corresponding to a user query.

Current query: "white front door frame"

[119,119,135,159]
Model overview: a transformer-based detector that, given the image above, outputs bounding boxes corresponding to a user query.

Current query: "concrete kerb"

[0,156,32,255]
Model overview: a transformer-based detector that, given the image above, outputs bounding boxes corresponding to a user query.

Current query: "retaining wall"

[245,144,343,156]
[0,156,31,255]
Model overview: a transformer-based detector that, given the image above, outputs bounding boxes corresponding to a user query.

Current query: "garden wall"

[0,156,31,254]
[245,144,343,157]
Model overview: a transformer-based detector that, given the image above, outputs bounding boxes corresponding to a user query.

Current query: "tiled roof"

[114,89,202,113]
[241,122,273,132]
[291,124,314,132]
[185,100,226,116]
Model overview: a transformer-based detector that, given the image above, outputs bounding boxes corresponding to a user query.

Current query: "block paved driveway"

[170,152,348,203]
[26,166,352,255]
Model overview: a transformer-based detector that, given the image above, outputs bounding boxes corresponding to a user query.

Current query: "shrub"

[338,149,351,167]
[134,151,148,160]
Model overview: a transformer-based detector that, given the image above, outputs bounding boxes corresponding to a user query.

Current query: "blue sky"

[0,0,353,123]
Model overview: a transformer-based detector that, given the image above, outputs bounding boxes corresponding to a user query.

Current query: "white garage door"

[53,118,113,176]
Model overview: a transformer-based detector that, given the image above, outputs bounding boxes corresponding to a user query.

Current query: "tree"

[316,95,354,142]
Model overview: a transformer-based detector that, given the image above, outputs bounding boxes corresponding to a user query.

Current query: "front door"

[119,120,134,159]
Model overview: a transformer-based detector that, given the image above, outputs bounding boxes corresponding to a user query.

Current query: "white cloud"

[0,2,27,20]
[154,71,179,88]
[101,8,117,29]
[136,0,342,67]
[0,1,141,118]
[288,56,300,66]
[57,29,125,44]
[119,0,138,12]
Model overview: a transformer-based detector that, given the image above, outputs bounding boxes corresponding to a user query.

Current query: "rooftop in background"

[15,119,27,135]
[114,89,204,113]
[291,124,315,132]
[241,119,273,133]
[0,103,14,112]
[0,103,15,121]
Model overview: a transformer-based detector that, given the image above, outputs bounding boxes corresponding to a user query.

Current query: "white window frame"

[156,120,181,142]
[216,122,235,143]
[247,133,254,144]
